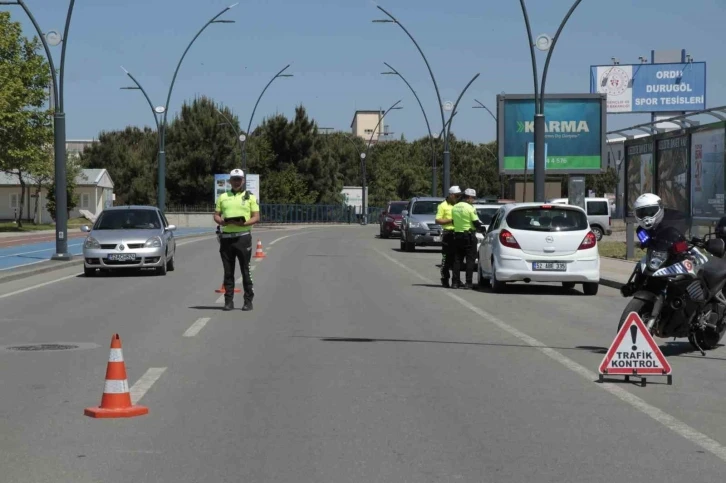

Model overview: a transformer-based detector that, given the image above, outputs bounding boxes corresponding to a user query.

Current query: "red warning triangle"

[598,312,672,375]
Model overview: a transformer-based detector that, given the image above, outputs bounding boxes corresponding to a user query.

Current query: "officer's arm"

[213,197,225,226]
[470,209,484,230]
[435,204,452,226]
[243,197,261,226]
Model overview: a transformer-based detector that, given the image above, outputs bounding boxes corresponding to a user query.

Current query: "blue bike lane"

[0,228,215,272]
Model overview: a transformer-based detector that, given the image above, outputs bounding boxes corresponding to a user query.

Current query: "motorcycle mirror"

[706,238,726,258]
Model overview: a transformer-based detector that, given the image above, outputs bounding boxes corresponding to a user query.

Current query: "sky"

[4,0,726,145]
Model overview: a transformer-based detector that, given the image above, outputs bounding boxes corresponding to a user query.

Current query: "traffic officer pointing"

[451,188,484,290]
[213,169,260,311]
[435,185,461,288]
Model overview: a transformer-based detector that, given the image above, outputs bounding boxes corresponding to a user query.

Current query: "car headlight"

[84,237,100,249]
[409,221,425,229]
[385,217,394,222]
[144,236,162,248]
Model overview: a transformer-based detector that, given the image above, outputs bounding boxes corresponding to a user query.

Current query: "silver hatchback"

[81,205,177,277]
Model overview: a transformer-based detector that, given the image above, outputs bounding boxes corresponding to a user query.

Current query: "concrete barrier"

[166,213,216,228]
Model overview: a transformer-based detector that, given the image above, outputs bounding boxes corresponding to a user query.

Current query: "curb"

[0,231,215,286]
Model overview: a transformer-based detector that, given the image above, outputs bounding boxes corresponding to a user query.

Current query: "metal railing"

[166,204,384,225]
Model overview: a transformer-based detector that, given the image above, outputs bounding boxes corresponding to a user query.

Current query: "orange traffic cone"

[214,283,241,294]
[254,239,266,259]
[84,334,149,419]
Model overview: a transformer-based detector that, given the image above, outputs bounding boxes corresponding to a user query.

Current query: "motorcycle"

[619,221,726,355]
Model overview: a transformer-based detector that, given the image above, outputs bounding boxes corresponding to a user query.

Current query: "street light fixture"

[472,99,497,122]
[381,62,437,196]
[360,100,403,225]
[120,3,237,212]
[242,64,294,171]
[214,108,245,162]
[518,0,584,202]
[0,0,77,260]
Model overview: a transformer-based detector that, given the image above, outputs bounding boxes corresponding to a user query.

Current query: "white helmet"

[634,193,664,230]
[448,185,461,195]
[464,188,476,197]
[230,168,245,178]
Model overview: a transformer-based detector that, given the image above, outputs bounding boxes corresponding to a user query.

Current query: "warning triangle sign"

[599,312,672,375]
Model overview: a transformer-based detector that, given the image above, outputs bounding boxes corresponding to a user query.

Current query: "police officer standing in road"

[213,169,260,311]
[435,185,461,287]
[451,188,484,290]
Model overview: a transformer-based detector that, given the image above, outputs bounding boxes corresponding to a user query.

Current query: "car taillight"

[578,231,597,250]
[672,240,689,254]
[499,229,521,249]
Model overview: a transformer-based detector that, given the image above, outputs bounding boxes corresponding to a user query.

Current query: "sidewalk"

[599,257,635,289]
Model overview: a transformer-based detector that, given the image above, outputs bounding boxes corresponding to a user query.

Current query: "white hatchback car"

[472,203,501,260]
[477,203,600,295]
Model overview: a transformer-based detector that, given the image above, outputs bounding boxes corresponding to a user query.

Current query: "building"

[66,139,98,160]
[351,110,385,142]
[0,168,114,223]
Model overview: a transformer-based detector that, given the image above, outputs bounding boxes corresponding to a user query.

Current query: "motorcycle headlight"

[144,236,162,248]
[84,237,100,249]
[648,250,668,270]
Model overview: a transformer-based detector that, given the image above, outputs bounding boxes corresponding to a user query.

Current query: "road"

[1,225,726,482]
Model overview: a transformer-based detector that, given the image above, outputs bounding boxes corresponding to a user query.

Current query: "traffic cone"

[254,239,266,259]
[84,334,149,419]
[214,283,241,294]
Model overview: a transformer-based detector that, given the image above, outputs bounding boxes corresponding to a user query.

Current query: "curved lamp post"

[215,108,246,160]
[444,74,480,144]
[373,6,453,196]
[120,3,237,212]
[381,62,436,197]
[1,0,76,260]
[360,100,403,225]
[242,64,294,170]
[518,0,584,201]
[472,99,497,122]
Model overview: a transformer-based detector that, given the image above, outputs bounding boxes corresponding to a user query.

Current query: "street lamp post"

[381,62,436,197]
[120,3,237,212]
[518,0,584,202]
[215,108,246,161]
[361,100,403,225]
[1,0,76,260]
[472,100,503,197]
[242,64,294,171]
[472,99,497,122]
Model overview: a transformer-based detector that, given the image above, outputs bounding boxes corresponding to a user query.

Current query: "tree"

[0,11,52,226]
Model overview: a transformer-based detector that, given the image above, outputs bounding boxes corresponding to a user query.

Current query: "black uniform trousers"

[452,231,477,285]
[440,230,456,281]
[219,233,254,303]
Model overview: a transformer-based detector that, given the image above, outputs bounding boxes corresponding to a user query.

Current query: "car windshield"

[506,207,588,232]
[94,209,161,230]
[476,208,499,225]
[388,204,406,215]
[411,201,440,215]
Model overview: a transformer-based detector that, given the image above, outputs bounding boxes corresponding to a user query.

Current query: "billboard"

[497,94,606,175]
[656,134,689,213]
[691,127,725,218]
[214,173,261,204]
[590,62,706,114]
[625,140,654,217]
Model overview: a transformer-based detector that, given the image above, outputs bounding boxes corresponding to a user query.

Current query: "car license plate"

[532,262,566,271]
[108,253,137,262]
[433,235,442,243]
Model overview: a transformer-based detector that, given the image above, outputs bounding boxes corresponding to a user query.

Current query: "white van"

[547,197,612,241]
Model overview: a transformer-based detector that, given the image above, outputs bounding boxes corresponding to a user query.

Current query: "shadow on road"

[188,305,226,311]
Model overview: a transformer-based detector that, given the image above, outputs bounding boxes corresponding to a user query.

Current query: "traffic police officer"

[213,169,260,311]
[435,185,461,287]
[451,188,484,289]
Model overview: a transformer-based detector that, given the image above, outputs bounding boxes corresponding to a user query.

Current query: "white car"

[472,203,501,257]
[477,202,600,295]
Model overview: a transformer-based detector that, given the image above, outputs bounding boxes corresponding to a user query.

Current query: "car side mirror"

[166,224,177,232]
[80,225,90,232]
[706,238,725,258]
[401,210,408,217]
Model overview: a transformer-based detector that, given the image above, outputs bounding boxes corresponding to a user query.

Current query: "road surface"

[1,225,725,482]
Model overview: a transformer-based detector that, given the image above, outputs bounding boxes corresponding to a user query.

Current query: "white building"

[351,110,385,142]
[0,168,114,223]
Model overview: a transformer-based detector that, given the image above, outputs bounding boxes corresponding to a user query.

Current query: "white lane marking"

[0,273,79,300]
[0,242,83,259]
[130,367,167,405]
[184,317,211,337]
[269,234,293,246]
[0,235,216,299]
[374,248,726,463]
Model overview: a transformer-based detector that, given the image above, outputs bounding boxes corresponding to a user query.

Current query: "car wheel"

[490,260,506,293]
[583,282,599,296]
[166,253,175,272]
[156,255,168,276]
[591,226,603,241]
[562,282,576,289]
[478,262,490,288]
[84,266,95,277]
[400,238,405,251]
[406,240,415,252]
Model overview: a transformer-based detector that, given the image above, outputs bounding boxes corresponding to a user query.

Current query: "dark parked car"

[379,201,408,238]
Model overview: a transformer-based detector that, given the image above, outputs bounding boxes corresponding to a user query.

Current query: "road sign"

[598,312,672,386]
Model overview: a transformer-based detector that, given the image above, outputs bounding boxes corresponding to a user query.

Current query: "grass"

[0,217,88,233]
[598,241,645,261]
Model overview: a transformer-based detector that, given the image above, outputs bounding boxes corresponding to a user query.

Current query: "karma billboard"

[590,62,706,114]
[496,94,606,175]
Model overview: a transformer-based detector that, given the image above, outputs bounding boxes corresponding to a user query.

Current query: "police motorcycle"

[618,194,726,355]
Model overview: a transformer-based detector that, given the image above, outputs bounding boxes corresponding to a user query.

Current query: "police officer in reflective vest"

[213,169,260,311]
[451,188,484,289]
[435,185,461,287]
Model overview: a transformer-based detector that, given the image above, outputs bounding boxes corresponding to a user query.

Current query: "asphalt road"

[1,226,726,482]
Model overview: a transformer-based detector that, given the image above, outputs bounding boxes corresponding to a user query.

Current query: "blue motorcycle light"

[636,227,650,245]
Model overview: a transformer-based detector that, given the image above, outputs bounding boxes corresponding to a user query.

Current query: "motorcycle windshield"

[649,210,689,252]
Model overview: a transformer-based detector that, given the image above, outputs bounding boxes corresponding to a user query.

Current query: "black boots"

[223,300,234,311]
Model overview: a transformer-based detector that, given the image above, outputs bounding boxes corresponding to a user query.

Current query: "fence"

[166,204,385,225]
